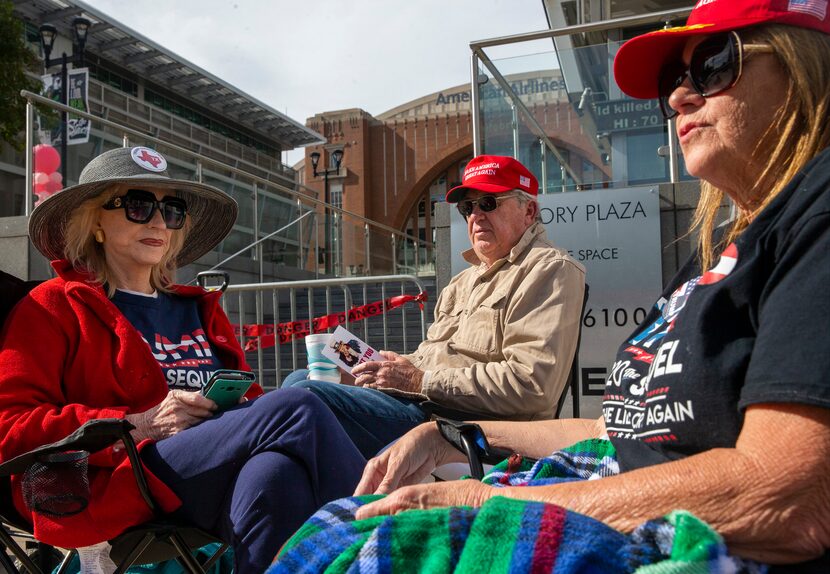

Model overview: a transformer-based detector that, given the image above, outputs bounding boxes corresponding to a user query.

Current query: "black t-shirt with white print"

[605,146,830,472]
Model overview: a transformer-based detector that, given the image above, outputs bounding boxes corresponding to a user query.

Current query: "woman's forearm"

[497,404,830,564]
[477,416,605,459]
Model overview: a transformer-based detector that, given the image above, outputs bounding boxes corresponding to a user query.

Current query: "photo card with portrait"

[321,326,379,374]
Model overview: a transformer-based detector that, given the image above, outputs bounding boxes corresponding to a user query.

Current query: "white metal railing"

[219,274,429,389]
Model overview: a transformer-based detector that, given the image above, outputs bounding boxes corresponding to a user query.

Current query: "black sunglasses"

[456,193,521,220]
[658,31,773,120]
[103,189,188,229]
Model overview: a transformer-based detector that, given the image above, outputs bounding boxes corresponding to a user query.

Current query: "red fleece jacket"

[0,261,254,548]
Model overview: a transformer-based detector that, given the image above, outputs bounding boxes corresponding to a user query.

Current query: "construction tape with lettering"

[234,292,427,351]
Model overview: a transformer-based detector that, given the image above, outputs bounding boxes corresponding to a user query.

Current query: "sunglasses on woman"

[103,189,188,229]
[658,31,774,120]
[456,193,522,220]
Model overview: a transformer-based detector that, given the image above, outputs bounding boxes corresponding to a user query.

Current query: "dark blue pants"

[282,370,429,458]
[141,388,365,574]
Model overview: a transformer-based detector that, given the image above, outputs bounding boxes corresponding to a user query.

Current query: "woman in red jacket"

[0,146,365,573]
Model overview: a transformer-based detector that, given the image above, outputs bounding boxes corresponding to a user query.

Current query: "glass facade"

[475,35,696,192]
[144,89,277,154]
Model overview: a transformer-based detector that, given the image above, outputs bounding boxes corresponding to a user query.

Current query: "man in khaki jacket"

[284,155,585,457]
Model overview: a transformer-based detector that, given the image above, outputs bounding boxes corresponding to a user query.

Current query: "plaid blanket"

[269,440,766,574]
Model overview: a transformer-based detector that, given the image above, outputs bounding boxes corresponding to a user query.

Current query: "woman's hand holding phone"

[201,370,256,410]
[126,390,217,442]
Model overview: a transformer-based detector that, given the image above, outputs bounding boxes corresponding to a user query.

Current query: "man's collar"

[461,222,544,271]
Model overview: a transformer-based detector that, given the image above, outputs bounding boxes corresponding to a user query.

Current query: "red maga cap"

[445,155,538,203]
[614,0,830,100]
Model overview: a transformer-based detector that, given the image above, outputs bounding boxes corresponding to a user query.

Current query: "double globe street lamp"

[38,17,92,177]
[309,149,344,275]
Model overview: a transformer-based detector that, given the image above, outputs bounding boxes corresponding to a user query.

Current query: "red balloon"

[34,181,48,194]
[34,144,60,175]
[45,180,62,194]
[34,190,54,207]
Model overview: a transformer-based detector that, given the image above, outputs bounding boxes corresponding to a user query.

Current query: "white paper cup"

[308,361,340,383]
[304,334,331,365]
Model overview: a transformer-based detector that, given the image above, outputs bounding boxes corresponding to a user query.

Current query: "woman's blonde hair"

[691,25,830,271]
[63,186,191,296]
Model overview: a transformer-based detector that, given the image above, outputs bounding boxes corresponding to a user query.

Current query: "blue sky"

[84,0,548,163]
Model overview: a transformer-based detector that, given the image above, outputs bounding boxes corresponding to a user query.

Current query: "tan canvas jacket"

[406,222,585,420]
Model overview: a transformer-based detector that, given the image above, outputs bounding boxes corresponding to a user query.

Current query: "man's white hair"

[510,189,540,222]
[513,190,537,203]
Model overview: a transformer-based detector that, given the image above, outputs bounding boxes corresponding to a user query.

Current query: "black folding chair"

[0,270,228,573]
[0,419,228,574]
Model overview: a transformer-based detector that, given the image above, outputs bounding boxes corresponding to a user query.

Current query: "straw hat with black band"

[29,146,237,267]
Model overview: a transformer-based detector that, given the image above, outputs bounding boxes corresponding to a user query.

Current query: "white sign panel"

[450,186,662,418]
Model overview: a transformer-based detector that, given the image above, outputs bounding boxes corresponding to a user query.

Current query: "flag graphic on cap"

[788,0,827,20]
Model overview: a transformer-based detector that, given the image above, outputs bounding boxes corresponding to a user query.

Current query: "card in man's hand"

[321,326,379,374]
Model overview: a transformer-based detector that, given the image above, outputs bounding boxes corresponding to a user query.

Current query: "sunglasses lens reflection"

[657,33,740,119]
[457,195,499,219]
[161,204,186,229]
[121,191,186,229]
[124,196,155,223]
[689,33,738,96]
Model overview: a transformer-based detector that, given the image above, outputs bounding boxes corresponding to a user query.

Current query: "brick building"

[302,71,608,274]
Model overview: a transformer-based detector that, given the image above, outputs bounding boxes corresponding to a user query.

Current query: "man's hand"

[125,390,217,442]
[352,350,424,393]
[355,422,462,496]
[355,480,494,520]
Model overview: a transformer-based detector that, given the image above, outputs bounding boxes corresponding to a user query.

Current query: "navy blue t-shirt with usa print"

[604,146,830,473]
[111,290,221,391]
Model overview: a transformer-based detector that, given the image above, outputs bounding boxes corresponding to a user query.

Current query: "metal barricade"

[221,275,429,389]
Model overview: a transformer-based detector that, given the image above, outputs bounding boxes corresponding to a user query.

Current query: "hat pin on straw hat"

[29,146,238,267]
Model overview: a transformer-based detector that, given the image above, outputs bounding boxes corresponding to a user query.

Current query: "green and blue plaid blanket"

[269,440,766,573]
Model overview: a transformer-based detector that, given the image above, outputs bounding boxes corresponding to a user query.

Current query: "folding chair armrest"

[119,425,159,515]
[0,418,160,514]
[435,418,515,480]
[0,419,130,477]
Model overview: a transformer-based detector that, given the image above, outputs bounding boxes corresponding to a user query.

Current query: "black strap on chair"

[435,418,536,480]
[0,270,41,326]
[555,283,590,419]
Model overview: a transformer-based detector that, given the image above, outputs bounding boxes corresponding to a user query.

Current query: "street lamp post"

[38,18,91,179]
[309,149,344,275]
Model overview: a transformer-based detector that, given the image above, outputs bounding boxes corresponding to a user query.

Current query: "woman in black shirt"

[332,0,830,569]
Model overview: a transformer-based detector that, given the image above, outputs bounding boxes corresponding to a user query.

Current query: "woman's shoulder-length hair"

[693,25,830,271]
[62,185,192,296]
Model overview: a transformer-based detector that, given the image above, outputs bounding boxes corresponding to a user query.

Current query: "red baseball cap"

[614,0,830,100]
[446,155,538,203]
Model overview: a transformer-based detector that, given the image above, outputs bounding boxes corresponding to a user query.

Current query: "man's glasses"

[658,31,773,120]
[103,189,188,229]
[456,193,521,220]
